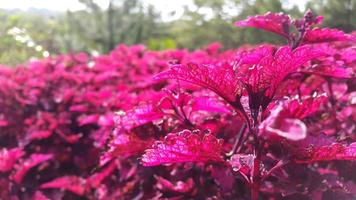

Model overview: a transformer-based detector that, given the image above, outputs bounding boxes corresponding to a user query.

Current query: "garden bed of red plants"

[0,10,355,200]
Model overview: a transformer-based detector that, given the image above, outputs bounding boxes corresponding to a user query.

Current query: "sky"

[0,0,308,20]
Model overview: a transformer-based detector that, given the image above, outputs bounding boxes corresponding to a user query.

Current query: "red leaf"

[155,62,241,105]
[191,96,231,114]
[235,45,275,67]
[100,131,155,166]
[40,176,87,196]
[155,176,195,193]
[285,95,327,119]
[141,130,224,166]
[236,45,325,110]
[235,12,291,38]
[302,65,352,79]
[0,119,8,127]
[229,154,254,175]
[116,104,163,131]
[78,114,100,126]
[295,143,356,163]
[158,90,191,110]
[88,162,116,187]
[32,191,49,200]
[0,148,24,172]
[303,28,353,44]
[12,154,53,183]
[26,130,52,141]
[260,96,326,141]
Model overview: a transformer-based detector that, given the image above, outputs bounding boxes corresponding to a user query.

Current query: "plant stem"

[251,131,262,200]
[326,79,336,106]
[251,151,261,200]
[262,160,289,181]
[226,124,247,157]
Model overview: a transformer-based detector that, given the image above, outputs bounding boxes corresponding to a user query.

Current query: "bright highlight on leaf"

[142,130,224,166]
[235,12,291,38]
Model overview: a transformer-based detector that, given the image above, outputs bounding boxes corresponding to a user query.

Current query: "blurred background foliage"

[0,0,355,65]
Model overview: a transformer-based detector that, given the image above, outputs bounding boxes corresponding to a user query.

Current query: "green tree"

[306,0,355,32]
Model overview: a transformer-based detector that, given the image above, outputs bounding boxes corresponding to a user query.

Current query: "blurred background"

[0,0,355,66]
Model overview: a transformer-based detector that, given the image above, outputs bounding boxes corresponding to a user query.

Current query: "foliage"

[0,9,355,199]
[1,0,355,65]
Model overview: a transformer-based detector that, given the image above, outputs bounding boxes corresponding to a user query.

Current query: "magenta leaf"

[236,45,325,112]
[141,130,224,166]
[116,104,163,131]
[204,42,222,55]
[0,148,24,172]
[40,176,87,196]
[12,154,53,183]
[100,130,155,166]
[235,12,291,38]
[229,154,254,175]
[191,96,231,114]
[155,63,242,106]
[78,114,100,126]
[158,90,191,111]
[210,165,236,193]
[32,191,50,200]
[260,96,326,141]
[26,130,52,141]
[295,143,356,163]
[155,176,195,193]
[302,65,352,79]
[303,28,353,44]
[235,45,275,67]
[88,162,117,187]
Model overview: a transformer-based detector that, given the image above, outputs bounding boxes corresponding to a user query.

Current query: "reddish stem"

[251,152,261,200]
[226,124,247,157]
[251,131,262,200]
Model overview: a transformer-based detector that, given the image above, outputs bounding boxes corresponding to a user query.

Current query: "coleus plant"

[139,10,355,200]
[0,10,355,200]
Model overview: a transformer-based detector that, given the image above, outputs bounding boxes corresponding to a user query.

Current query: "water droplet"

[232,167,240,172]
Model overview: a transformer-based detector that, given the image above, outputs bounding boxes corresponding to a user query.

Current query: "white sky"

[0,0,308,19]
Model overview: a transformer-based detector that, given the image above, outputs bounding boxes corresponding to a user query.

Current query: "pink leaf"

[0,119,8,127]
[78,114,100,126]
[27,130,52,141]
[117,104,163,131]
[302,65,352,79]
[260,105,302,141]
[158,90,191,112]
[204,42,222,55]
[155,176,195,193]
[286,95,327,119]
[303,28,353,44]
[229,154,254,175]
[295,143,356,163]
[191,96,231,114]
[235,45,275,67]
[236,45,325,110]
[265,116,307,141]
[40,176,87,196]
[88,162,117,188]
[260,96,326,141]
[141,129,224,166]
[69,104,89,112]
[12,154,53,183]
[32,191,49,200]
[155,62,241,105]
[100,131,155,166]
[0,148,24,172]
[235,12,291,38]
